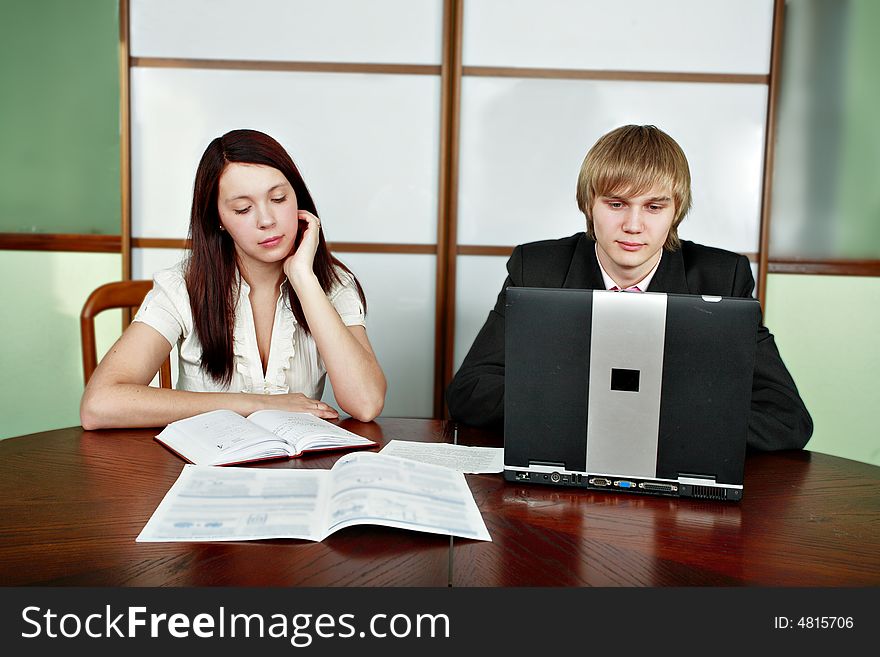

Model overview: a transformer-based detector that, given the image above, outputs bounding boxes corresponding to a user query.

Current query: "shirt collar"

[236,267,289,294]
[595,244,662,292]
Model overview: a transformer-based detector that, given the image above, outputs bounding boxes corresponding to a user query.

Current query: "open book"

[137,451,491,542]
[155,409,377,466]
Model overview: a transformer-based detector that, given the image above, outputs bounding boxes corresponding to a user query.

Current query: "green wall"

[0,0,120,234]
[838,0,880,253]
[0,0,122,439]
[771,0,880,258]
[0,251,122,439]
[766,273,880,466]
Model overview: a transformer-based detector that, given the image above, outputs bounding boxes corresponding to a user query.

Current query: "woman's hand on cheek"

[283,210,321,285]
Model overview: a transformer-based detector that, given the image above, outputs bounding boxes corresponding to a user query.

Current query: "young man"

[447,125,812,451]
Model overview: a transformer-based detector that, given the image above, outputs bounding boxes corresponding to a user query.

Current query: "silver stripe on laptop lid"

[586,290,667,479]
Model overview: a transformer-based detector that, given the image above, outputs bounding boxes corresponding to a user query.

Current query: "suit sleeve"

[732,256,814,450]
[445,247,523,427]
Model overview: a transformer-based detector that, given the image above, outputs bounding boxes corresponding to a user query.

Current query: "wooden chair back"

[80,280,172,388]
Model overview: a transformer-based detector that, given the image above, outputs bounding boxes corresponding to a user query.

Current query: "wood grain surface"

[0,419,877,587]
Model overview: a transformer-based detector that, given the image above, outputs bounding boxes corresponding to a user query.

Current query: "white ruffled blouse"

[133,263,365,398]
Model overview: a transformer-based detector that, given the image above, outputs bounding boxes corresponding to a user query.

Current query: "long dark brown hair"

[184,129,366,386]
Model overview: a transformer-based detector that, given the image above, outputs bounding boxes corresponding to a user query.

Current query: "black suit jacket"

[446,233,813,451]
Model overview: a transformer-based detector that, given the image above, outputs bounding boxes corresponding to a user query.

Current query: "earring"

[219,225,226,232]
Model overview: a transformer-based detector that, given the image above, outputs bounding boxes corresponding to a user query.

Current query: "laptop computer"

[503,287,760,501]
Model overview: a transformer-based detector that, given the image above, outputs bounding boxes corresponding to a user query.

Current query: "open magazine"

[136,451,491,542]
[154,409,377,466]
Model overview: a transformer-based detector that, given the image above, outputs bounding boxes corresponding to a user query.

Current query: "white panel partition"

[131,67,440,243]
[463,0,774,74]
[129,1,445,418]
[128,0,776,417]
[453,255,510,373]
[457,77,768,254]
[321,253,437,418]
[131,0,443,65]
[131,247,189,281]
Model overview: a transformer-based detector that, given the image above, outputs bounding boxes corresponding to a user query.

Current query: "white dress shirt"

[133,262,365,398]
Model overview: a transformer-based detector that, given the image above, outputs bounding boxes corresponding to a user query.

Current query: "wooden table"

[1,418,877,586]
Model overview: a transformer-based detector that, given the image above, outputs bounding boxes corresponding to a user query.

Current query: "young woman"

[81,129,386,429]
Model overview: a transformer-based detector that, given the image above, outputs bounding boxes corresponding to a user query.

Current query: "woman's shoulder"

[150,260,190,298]
[328,264,360,296]
[133,260,193,337]
[327,265,365,323]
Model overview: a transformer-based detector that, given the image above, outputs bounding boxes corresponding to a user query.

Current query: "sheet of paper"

[137,465,328,542]
[379,440,504,474]
[324,452,491,541]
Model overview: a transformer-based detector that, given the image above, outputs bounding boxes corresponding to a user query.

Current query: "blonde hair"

[576,125,692,251]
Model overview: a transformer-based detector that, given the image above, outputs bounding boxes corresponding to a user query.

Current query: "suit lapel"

[646,247,690,294]
[562,234,605,289]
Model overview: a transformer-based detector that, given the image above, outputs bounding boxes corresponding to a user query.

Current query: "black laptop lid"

[504,288,759,485]
[505,288,592,473]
